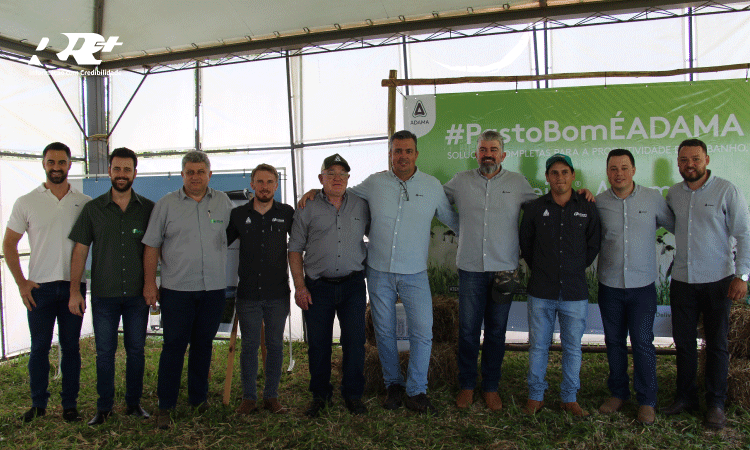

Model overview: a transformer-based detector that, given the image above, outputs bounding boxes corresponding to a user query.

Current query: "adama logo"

[30,34,123,66]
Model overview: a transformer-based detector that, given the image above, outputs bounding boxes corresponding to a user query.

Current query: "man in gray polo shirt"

[289,153,370,418]
[663,138,750,429]
[142,150,233,429]
[595,149,674,425]
[443,130,536,411]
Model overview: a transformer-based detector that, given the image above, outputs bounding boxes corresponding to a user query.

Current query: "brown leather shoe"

[263,398,286,414]
[156,409,172,430]
[705,406,726,430]
[523,399,544,415]
[561,401,590,418]
[456,389,473,409]
[482,391,503,411]
[598,397,625,414]
[236,399,258,415]
[637,405,656,425]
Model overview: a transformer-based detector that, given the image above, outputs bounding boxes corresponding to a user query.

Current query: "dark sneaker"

[384,384,404,410]
[62,408,81,422]
[404,393,438,415]
[20,407,46,423]
[344,397,367,415]
[705,406,727,430]
[305,399,331,418]
[662,399,698,416]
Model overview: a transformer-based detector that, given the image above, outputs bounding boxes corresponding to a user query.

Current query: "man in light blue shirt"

[299,130,458,414]
[595,149,674,425]
[443,130,536,411]
[663,139,750,429]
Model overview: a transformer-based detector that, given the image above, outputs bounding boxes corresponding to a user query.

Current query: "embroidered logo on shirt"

[543,209,550,217]
[210,219,224,224]
[131,228,144,235]
[573,212,587,218]
[639,210,648,214]
[245,217,252,224]
[271,218,285,223]
[705,203,715,207]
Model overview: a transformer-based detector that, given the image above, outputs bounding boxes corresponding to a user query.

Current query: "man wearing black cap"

[519,153,601,418]
[289,154,370,417]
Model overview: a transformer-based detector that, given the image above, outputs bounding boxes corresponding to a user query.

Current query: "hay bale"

[432,295,459,344]
[363,342,458,394]
[728,305,750,358]
[364,295,459,347]
[728,357,750,408]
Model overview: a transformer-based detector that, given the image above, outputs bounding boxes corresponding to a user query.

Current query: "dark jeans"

[27,281,84,409]
[598,283,658,407]
[236,295,290,401]
[670,276,733,409]
[157,288,225,409]
[305,272,366,401]
[91,295,149,411]
[458,270,512,392]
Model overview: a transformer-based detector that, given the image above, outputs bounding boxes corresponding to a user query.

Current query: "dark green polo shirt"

[69,189,155,298]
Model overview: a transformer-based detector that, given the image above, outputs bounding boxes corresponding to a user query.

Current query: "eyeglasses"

[323,171,350,179]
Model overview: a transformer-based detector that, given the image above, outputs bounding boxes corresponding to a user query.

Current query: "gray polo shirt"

[666,171,750,284]
[443,168,536,272]
[596,184,674,289]
[288,191,369,280]
[142,186,233,291]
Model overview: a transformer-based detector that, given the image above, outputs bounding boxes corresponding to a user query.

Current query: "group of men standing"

[4,130,748,431]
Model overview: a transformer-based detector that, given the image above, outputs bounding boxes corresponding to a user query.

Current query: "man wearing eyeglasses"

[297,130,459,414]
[289,154,370,417]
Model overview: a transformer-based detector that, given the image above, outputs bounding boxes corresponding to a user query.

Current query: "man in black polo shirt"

[519,153,600,418]
[227,163,294,415]
[288,154,370,417]
[68,147,154,425]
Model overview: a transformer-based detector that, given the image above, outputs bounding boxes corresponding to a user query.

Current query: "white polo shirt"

[6,184,91,283]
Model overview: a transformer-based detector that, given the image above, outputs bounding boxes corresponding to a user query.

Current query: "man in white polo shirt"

[3,142,91,423]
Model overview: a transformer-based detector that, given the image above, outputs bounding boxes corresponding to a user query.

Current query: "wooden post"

[222,313,240,405]
[387,69,397,150]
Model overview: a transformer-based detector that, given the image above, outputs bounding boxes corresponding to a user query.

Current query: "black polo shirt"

[68,189,155,298]
[227,199,295,300]
[519,190,601,301]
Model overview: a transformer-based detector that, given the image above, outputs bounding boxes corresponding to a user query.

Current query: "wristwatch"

[738,273,749,282]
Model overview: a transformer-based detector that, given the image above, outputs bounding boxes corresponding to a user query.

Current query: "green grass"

[1,337,749,449]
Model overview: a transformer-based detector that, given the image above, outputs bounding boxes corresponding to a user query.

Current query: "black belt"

[317,271,362,285]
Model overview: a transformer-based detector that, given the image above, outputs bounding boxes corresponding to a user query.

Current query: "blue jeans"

[27,281,84,409]
[157,288,225,409]
[458,270,512,392]
[305,273,366,401]
[91,295,149,411]
[598,283,658,407]
[366,266,433,397]
[236,296,289,401]
[527,295,588,403]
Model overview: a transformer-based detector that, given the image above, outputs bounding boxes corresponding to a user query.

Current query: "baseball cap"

[545,153,574,171]
[321,153,351,172]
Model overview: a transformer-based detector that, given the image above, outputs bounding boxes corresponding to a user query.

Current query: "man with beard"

[663,139,750,429]
[142,150,233,429]
[519,153,600,418]
[289,154,369,417]
[68,147,154,425]
[3,142,91,423]
[443,130,536,411]
[227,164,294,415]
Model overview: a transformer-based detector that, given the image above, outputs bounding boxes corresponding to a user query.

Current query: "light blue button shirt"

[350,168,458,274]
[666,172,750,284]
[444,168,536,272]
[596,184,674,289]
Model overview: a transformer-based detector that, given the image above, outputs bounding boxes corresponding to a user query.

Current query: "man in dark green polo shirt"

[68,147,155,426]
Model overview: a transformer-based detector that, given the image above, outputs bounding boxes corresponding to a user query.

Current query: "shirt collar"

[607,183,640,200]
[105,188,144,206]
[37,182,77,195]
[680,169,713,191]
[179,186,214,200]
[474,167,506,180]
[389,167,420,182]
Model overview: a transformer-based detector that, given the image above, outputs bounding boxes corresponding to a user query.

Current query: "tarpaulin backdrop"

[406,78,750,337]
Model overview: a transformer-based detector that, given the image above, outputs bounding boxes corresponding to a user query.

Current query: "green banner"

[407,79,750,336]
